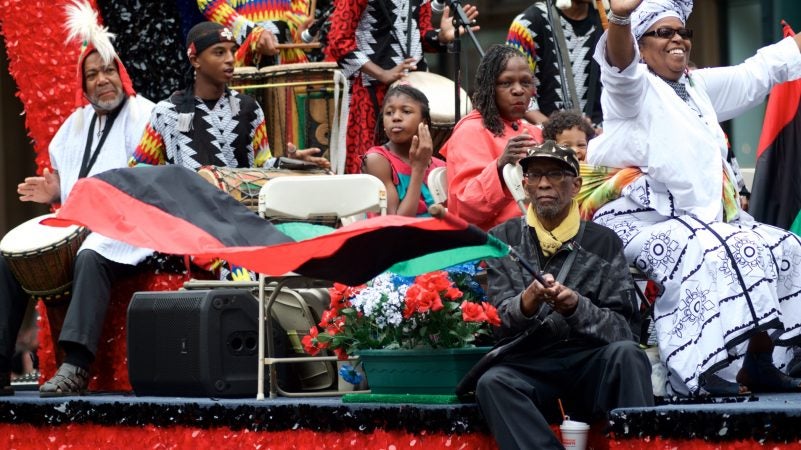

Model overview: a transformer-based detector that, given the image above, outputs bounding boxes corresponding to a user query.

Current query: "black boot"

[737,352,801,393]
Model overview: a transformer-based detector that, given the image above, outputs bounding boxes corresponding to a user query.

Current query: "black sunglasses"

[641,27,693,40]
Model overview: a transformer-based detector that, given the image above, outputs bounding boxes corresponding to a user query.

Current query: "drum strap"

[79,103,123,179]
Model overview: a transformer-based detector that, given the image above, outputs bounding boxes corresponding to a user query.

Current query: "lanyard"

[78,107,120,179]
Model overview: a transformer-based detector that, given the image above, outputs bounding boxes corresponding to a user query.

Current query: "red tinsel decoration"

[0,0,98,174]
[0,423,796,449]
[3,424,499,449]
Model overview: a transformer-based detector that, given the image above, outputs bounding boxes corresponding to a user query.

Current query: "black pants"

[0,256,28,373]
[0,250,135,373]
[475,340,653,450]
[58,249,136,355]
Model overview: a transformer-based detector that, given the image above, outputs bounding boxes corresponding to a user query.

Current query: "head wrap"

[65,0,135,109]
[555,0,610,10]
[186,21,236,59]
[630,0,693,41]
[174,21,239,132]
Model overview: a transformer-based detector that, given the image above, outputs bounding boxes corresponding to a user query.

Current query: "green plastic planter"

[357,347,491,395]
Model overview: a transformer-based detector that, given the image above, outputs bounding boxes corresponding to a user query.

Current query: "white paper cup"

[560,419,590,450]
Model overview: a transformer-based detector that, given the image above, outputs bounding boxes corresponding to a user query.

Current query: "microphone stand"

[444,0,483,123]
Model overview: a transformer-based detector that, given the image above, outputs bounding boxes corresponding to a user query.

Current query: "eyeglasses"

[641,27,693,40]
[523,170,572,183]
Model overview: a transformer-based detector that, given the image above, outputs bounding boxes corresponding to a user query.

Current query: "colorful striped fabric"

[505,18,538,74]
[197,0,310,64]
[131,123,167,166]
[576,164,642,221]
[721,166,739,223]
[577,163,740,223]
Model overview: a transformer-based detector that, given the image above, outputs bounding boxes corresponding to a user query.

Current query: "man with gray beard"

[472,141,652,449]
[1,1,154,397]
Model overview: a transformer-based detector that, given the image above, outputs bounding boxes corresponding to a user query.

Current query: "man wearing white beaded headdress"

[586,0,801,396]
[2,0,156,397]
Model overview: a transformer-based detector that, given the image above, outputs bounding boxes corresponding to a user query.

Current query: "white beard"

[94,92,124,112]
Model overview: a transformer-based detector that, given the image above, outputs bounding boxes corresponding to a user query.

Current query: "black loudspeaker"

[127,289,282,397]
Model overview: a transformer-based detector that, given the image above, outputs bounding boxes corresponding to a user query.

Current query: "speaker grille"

[128,290,261,397]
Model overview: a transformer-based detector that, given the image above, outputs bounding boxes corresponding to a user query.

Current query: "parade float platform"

[2,388,801,449]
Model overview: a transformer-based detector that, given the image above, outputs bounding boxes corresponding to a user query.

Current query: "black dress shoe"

[0,372,13,396]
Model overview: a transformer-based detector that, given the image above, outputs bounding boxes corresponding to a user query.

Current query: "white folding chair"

[502,163,528,214]
[259,173,387,224]
[427,166,448,205]
[254,174,387,399]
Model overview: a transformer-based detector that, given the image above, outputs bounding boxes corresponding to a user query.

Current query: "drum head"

[0,214,83,255]
[257,61,338,75]
[234,66,258,75]
[392,72,472,125]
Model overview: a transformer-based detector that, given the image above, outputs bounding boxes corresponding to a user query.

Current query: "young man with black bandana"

[131,21,328,281]
[131,21,328,170]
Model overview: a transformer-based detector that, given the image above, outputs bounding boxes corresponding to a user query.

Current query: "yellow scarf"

[526,199,581,256]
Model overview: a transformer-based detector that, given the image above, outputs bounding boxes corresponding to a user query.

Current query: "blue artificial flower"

[445,261,480,276]
[388,273,415,288]
[339,364,364,385]
[468,280,485,296]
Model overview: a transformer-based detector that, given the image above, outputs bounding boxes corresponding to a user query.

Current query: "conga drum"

[0,214,89,360]
[231,62,348,172]
[392,71,472,153]
[196,166,329,215]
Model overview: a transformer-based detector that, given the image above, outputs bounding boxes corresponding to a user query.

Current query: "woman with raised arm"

[586,0,801,396]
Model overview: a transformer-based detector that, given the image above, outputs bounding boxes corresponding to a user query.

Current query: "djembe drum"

[196,166,330,216]
[0,214,89,361]
[231,62,348,173]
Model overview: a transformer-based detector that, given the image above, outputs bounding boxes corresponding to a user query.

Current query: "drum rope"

[304,71,312,149]
[229,79,335,90]
[284,79,292,148]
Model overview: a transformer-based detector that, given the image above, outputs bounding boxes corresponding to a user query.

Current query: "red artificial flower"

[319,308,338,327]
[329,283,365,311]
[404,283,444,317]
[403,284,422,318]
[430,293,445,312]
[329,285,345,303]
[333,347,349,360]
[445,287,463,300]
[482,302,501,327]
[302,328,320,356]
[461,301,488,323]
[416,271,452,292]
[325,316,346,335]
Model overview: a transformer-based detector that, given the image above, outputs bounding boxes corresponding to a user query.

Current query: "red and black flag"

[750,21,801,231]
[44,165,507,285]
